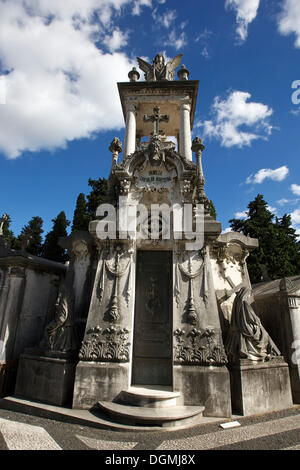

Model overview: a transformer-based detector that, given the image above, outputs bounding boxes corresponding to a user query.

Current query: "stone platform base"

[72,361,130,409]
[173,365,232,417]
[229,358,293,416]
[15,353,76,406]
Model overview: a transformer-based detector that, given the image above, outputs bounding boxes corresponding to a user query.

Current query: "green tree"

[42,211,70,262]
[86,177,108,219]
[18,216,44,256]
[229,194,300,283]
[72,193,89,232]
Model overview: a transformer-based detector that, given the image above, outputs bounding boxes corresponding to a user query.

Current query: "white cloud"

[278,0,300,48]
[277,198,300,206]
[246,166,289,184]
[164,29,187,50]
[235,210,248,218]
[222,227,233,233]
[267,205,277,214]
[290,208,300,225]
[132,0,152,16]
[225,0,260,42]
[0,0,146,158]
[103,28,129,52]
[197,91,273,148]
[291,184,300,196]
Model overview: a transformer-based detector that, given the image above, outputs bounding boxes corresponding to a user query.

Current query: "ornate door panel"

[132,251,173,386]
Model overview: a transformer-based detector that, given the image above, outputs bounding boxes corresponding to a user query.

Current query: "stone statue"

[137,53,183,81]
[225,286,281,362]
[40,286,78,354]
[0,213,8,236]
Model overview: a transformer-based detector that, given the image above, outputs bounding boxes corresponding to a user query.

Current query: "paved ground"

[0,405,300,452]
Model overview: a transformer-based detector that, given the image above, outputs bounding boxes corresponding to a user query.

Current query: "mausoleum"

[0,53,296,429]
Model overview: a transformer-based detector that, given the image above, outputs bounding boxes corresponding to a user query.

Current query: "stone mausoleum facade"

[0,53,297,428]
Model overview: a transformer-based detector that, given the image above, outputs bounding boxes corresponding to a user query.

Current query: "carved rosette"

[79,326,130,362]
[173,328,228,365]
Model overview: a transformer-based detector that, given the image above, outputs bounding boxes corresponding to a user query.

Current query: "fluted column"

[123,103,136,159]
[179,101,192,161]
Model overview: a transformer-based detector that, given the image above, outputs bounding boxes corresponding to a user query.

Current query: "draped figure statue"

[225,287,280,362]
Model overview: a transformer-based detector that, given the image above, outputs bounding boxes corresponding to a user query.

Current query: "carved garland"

[79,326,130,362]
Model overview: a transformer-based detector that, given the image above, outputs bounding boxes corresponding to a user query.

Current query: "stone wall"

[0,252,66,396]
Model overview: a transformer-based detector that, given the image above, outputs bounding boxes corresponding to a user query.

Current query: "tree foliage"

[229,194,300,283]
[72,193,89,232]
[42,211,70,263]
[19,216,44,256]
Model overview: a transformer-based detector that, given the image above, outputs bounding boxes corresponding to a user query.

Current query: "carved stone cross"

[143,106,169,136]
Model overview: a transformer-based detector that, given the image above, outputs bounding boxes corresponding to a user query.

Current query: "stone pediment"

[114,144,196,182]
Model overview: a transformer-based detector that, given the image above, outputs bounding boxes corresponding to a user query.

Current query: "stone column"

[123,103,136,159]
[179,101,192,161]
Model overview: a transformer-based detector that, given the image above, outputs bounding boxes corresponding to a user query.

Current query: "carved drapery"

[97,249,133,323]
[175,248,209,325]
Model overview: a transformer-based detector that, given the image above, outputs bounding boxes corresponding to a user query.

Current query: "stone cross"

[143,106,169,136]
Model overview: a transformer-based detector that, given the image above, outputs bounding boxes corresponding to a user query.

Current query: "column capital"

[180,101,191,112]
[124,100,138,114]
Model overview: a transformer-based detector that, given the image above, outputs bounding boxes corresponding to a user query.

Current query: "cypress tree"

[86,177,108,219]
[72,193,89,232]
[42,211,70,262]
[19,216,44,256]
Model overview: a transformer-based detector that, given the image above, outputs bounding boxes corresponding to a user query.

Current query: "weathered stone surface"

[253,275,300,404]
[173,365,232,417]
[229,358,293,416]
[15,354,76,406]
[72,362,130,409]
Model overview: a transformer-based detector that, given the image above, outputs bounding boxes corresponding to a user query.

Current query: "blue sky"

[0,0,300,238]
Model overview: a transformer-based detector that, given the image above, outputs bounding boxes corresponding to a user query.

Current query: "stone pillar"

[123,103,136,159]
[179,101,192,161]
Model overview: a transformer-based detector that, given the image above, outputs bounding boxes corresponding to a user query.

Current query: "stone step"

[118,386,181,408]
[98,401,205,428]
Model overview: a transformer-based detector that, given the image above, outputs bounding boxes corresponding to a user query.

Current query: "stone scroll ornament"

[97,250,132,323]
[225,286,281,362]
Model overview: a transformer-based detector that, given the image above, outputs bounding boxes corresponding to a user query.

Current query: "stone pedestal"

[229,358,293,416]
[15,353,76,406]
[173,365,232,417]
[72,362,130,409]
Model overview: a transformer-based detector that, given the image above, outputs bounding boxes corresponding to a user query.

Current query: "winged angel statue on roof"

[137,53,183,81]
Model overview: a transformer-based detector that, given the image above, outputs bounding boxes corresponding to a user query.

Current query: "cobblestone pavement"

[0,406,299,452]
